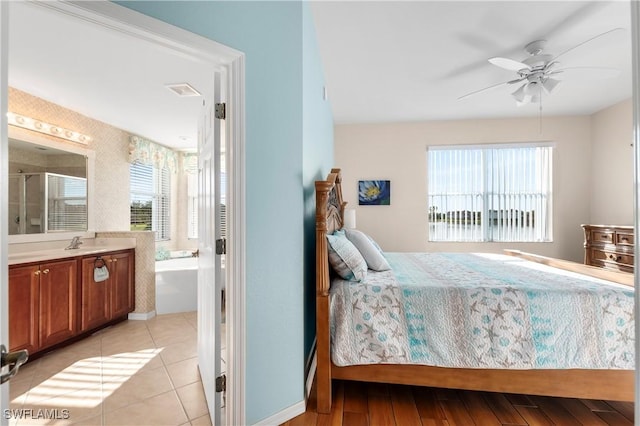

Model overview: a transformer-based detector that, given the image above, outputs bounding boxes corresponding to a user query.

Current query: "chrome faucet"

[65,236,83,250]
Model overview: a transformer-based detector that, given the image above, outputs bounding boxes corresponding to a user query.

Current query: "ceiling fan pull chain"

[539,93,543,134]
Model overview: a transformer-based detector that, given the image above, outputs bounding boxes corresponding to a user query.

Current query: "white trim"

[427,141,556,151]
[128,311,156,321]
[30,3,247,425]
[0,1,10,421]
[306,350,317,401]
[226,54,247,426]
[631,0,640,421]
[252,400,306,426]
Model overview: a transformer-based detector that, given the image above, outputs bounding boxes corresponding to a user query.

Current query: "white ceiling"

[7,1,633,146]
[311,1,632,124]
[8,2,213,151]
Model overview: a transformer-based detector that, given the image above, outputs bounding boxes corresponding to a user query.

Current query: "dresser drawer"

[616,232,634,246]
[591,230,614,244]
[590,249,633,266]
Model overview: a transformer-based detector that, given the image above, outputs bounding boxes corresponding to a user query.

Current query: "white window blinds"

[130,163,171,241]
[427,143,553,242]
[47,174,87,231]
[185,153,226,239]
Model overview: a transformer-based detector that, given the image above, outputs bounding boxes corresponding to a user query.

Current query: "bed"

[315,168,634,413]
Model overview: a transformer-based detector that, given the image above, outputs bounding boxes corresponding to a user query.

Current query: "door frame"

[0,2,246,425]
[0,0,9,422]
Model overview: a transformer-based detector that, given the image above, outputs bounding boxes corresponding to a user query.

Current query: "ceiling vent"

[165,83,201,97]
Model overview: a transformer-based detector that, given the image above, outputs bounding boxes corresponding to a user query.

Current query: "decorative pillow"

[326,230,368,281]
[344,229,391,271]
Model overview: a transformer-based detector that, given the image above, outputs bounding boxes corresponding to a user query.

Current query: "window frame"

[427,142,554,243]
[130,162,171,241]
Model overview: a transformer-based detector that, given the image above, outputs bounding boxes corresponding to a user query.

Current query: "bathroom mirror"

[8,126,96,243]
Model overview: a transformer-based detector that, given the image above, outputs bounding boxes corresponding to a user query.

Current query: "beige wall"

[590,99,634,225]
[335,115,597,262]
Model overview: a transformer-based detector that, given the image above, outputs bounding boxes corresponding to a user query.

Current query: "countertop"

[8,237,136,266]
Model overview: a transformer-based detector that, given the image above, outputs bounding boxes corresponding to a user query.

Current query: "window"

[427,143,553,242]
[185,154,226,240]
[130,163,171,241]
[186,171,198,239]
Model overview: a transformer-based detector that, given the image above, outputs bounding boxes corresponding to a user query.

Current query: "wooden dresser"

[582,224,634,273]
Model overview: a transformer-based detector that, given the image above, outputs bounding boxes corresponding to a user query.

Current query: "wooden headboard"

[315,168,345,297]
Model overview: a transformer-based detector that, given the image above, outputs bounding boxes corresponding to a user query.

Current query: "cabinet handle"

[34,271,40,276]
[42,269,49,274]
[113,259,118,263]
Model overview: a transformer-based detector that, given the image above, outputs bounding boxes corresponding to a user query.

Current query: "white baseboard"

[306,347,317,400]
[253,400,306,426]
[128,311,156,320]
[254,344,317,425]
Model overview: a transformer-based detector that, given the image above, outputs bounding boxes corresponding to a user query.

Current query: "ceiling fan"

[459,28,623,106]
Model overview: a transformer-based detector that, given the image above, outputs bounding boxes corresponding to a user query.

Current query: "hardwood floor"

[283,380,634,426]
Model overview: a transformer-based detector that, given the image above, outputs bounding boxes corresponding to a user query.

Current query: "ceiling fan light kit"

[459,28,624,108]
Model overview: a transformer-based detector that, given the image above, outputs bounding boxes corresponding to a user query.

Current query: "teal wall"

[116,1,333,423]
[302,2,334,363]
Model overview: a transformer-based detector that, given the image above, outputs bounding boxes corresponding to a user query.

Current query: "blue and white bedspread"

[330,252,635,369]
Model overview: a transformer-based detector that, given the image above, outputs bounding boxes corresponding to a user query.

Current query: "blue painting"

[358,180,390,205]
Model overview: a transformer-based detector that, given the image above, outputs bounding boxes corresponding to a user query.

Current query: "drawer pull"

[621,237,629,242]
[608,254,622,262]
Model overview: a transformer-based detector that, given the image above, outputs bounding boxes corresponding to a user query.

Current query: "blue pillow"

[326,230,367,281]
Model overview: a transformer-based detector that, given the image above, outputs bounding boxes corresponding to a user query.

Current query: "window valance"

[183,152,198,174]
[128,135,178,173]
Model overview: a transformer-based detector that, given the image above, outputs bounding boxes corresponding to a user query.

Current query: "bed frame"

[315,168,634,413]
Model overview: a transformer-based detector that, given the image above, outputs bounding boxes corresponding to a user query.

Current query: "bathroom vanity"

[8,241,135,357]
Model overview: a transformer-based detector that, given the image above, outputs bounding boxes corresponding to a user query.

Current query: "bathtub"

[155,256,198,315]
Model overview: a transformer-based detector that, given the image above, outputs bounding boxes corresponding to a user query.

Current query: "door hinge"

[215,103,226,119]
[216,238,226,255]
[216,374,226,392]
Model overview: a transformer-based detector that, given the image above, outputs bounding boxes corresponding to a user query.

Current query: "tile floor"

[8,312,223,426]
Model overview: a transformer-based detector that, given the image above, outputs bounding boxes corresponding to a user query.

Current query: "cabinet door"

[81,256,110,331]
[8,264,39,354]
[110,251,134,319]
[39,259,78,349]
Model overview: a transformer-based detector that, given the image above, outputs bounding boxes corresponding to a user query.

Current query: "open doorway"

[0,2,245,425]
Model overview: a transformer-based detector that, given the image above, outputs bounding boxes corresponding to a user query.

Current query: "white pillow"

[326,230,368,281]
[344,229,391,271]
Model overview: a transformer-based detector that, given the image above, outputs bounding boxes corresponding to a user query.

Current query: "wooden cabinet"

[80,250,135,332]
[9,258,77,353]
[9,248,135,357]
[582,224,634,273]
[9,265,39,354]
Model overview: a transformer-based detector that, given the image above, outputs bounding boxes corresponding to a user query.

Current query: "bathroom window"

[186,168,198,239]
[130,163,171,241]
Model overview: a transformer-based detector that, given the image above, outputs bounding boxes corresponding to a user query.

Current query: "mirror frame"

[8,125,96,244]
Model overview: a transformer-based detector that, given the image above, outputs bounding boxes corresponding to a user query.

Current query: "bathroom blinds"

[47,174,88,231]
[130,162,171,241]
[427,143,553,242]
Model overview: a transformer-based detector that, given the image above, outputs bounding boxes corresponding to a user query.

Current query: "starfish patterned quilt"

[330,252,634,369]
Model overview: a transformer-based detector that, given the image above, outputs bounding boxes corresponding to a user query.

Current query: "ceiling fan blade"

[488,57,531,72]
[458,80,510,100]
[553,66,620,80]
[552,28,625,62]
